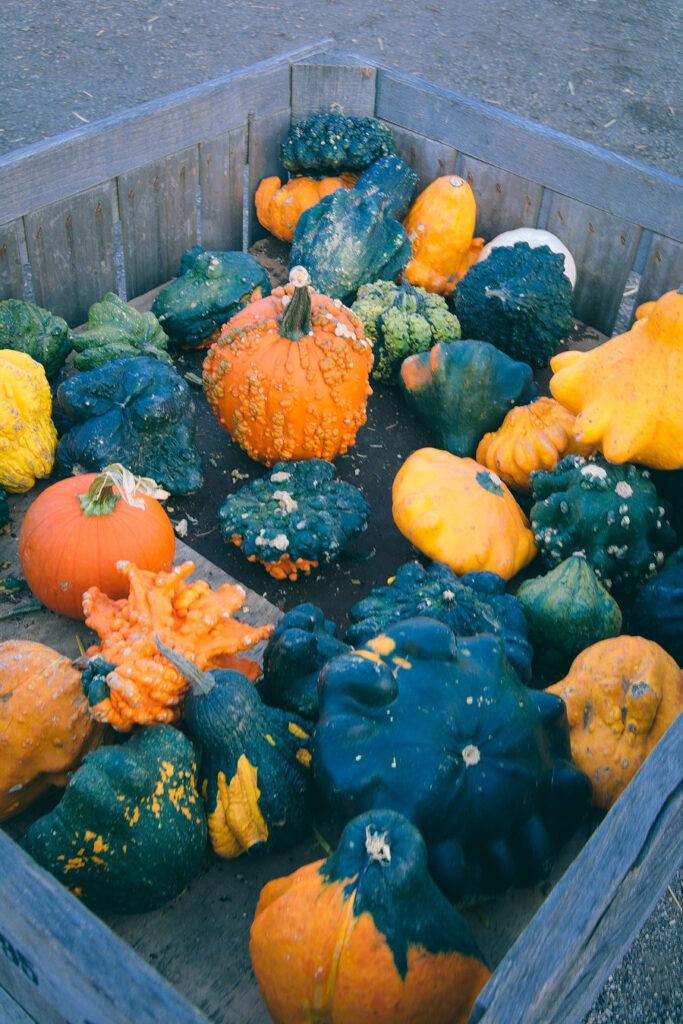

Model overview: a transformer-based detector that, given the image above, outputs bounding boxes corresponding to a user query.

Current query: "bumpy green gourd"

[281,113,396,174]
[529,455,678,596]
[515,554,623,674]
[21,725,207,914]
[351,279,461,384]
[0,298,72,379]
[71,292,172,370]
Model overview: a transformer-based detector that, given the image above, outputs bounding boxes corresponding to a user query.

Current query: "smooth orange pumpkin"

[202,266,373,466]
[0,640,105,821]
[18,464,176,620]
[547,635,683,809]
[402,176,484,295]
[255,173,357,242]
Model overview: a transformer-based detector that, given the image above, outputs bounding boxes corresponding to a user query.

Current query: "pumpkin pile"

[1,108,681,1024]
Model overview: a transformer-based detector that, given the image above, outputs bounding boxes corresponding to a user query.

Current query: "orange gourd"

[0,640,105,821]
[392,448,537,579]
[476,396,598,493]
[255,173,357,242]
[402,176,484,295]
[547,635,683,809]
[549,287,683,470]
[202,266,373,466]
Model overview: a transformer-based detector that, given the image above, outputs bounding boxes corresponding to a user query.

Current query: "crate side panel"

[199,127,247,253]
[0,221,26,300]
[247,109,292,247]
[391,126,458,191]
[543,195,641,334]
[291,58,378,121]
[636,234,683,306]
[118,147,198,299]
[460,156,545,241]
[23,184,117,327]
[0,961,70,1024]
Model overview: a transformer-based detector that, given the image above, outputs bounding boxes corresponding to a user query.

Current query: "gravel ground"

[0,3,681,1023]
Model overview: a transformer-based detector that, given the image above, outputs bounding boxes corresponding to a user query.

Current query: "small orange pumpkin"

[255,173,357,242]
[547,635,683,809]
[402,176,484,295]
[202,266,373,466]
[476,396,598,493]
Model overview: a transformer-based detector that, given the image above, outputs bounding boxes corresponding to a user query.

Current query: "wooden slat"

[291,55,378,121]
[199,128,247,253]
[1,962,69,1024]
[544,194,642,334]
[636,233,683,306]
[391,125,458,191]
[376,67,683,241]
[23,184,118,327]
[118,147,198,300]
[470,711,683,1024]
[0,220,26,300]
[0,42,334,226]
[246,109,292,247]
[459,156,544,241]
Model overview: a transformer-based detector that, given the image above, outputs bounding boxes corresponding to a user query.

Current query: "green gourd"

[281,113,396,174]
[71,292,172,370]
[0,298,72,379]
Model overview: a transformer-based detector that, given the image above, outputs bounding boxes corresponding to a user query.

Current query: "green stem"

[280,265,312,341]
[77,474,120,516]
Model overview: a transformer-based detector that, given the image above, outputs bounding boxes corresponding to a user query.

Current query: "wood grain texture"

[636,233,683,307]
[391,125,459,191]
[291,57,378,121]
[459,156,544,240]
[199,128,247,253]
[246,109,291,246]
[0,220,26,300]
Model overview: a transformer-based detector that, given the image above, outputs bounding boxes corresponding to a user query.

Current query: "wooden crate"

[0,41,681,1024]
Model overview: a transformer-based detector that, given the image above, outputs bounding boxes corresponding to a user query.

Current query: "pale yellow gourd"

[0,349,57,492]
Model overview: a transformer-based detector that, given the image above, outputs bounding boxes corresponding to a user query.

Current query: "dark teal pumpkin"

[280,112,396,175]
[0,298,72,379]
[21,725,207,914]
[312,617,591,904]
[628,546,683,663]
[71,292,172,370]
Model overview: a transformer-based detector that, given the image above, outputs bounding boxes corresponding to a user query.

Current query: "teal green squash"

[21,725,207,914]
[156,639,314,859]
[515,554,623,675]
[0,298,72,379]
[628,546,683,663]
[280,112,396,174]
[399,339,535,456]
[71,292,172,370]
[151,246,271,348]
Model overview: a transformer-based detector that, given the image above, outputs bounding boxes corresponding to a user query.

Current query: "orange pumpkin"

[202,266,373,466]
[255,173,357,242]
[476,396,598,493]
[0,640,105,821]
[392,448,537,579]
[18,464,175,620]
[402,176,484,295]
[549,287,683,469]
[547,635,683,809]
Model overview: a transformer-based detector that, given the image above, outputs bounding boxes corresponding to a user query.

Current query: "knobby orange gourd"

[255,173,357,242]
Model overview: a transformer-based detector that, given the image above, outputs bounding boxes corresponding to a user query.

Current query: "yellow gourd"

[0,349,57,492]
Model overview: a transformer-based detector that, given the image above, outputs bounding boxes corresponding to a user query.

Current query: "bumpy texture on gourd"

[259,603,351,720]
[549,286,683,469]
[452,242,574,367]
[345,560,533,683]
[21,725,207,913]
[218,459,370,581]
[71,292,172,370]
[0,299,72,379]
[351,279,461,384]
[55,356,203,494]
[547,636,683,809]
[255,173,357,242]
[312,617,591,904]
[515,555,623,676]
[151,246,271,348]
[0,349,57,493]
[280,113,396,174]
[529,455,678,597]
[628,547,683,664]
[250,808,492,1024]
[400,339,535,457]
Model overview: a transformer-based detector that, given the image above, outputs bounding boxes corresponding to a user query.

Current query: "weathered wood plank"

[391,125,458,191]
[0,42,334,226]
[199,128,247,253]
[0,960,69,1024]
[376,67,683,241]
[470,711,683,1024]
[291,55,378,121]
[246,109,292,247]
[636,233,683,307]
[118,147,199,300]
[0,220,26,300]
[459,156,544,240]
[23,183,118,328]
[544,194,642,334]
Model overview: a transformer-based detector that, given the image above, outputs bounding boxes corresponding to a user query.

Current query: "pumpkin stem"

[77,464,170,516]
[280,266,313,341]
[365,825,392,863]
[154,635,215,695]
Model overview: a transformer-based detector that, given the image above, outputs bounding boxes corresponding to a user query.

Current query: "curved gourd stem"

[77,463,169,517]
[280,266,312,341]
[154,635,215,696]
